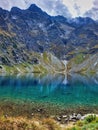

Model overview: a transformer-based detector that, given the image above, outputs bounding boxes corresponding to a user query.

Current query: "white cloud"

[93,0,98,8]
[84,8,98,20]
[0,0,27,10]
[62,0,94,17]
[84,0,98,20]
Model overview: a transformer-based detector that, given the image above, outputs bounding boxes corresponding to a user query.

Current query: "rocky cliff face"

[68,52,98,75]
[0,4,98,74]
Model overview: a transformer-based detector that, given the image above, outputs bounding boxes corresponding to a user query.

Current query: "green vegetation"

[0,52,66,74]
[43,52,49,64]
[68,115,98,130]
[67,51,98,75]
[74,53,85,64]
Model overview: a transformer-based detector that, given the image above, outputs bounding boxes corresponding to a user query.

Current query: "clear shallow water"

[0,73,98,111]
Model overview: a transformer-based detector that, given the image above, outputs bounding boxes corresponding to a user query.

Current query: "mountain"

[0,4,98,74]
[68,52,98,75]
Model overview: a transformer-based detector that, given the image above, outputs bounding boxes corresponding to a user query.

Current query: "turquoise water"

[0,74,98,111]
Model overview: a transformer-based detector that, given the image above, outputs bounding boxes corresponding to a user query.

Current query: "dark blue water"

[0,74,98,111]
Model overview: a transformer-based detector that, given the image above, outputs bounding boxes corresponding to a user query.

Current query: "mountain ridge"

[0,4,98,74]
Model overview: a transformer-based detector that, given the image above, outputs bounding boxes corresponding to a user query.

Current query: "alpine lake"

[0,73,98,117]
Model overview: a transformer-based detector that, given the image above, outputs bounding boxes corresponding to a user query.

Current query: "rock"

[73,113,76,117]
[56,116,61,121]
[72,119,77,122]
[65,118,69,123]
[69,115,72,118]
[37,108,43,112]
[31,113,34,116]
[76,114,82,120]
[69,114,77,121]
[72,113,77,119]
[69,115,73,121]
[72,116,77,119]
[62,115,67,118]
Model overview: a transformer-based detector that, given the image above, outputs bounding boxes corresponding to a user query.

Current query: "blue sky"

[0,0,97,20]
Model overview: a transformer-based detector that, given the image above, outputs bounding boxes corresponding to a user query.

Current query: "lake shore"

[0,105,98,130]
[1,100,98,117]
[0,100,98,129]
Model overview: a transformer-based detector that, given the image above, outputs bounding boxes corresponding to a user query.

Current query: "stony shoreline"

[0,100,98,119]
[0,101,98,129]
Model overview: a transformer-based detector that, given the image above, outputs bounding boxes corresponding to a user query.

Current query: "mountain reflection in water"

[0,73,98,109]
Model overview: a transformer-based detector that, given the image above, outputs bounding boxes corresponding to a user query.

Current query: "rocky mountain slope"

[0,4,98,74]
[68,52,98,75]
[0,52,67,74]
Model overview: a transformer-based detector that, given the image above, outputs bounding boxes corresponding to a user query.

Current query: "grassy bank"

[0,116,62,130]
[68,114,98,130]
[0,114,98,130]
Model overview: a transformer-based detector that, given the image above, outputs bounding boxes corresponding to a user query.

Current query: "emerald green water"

[0,73,98,113]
